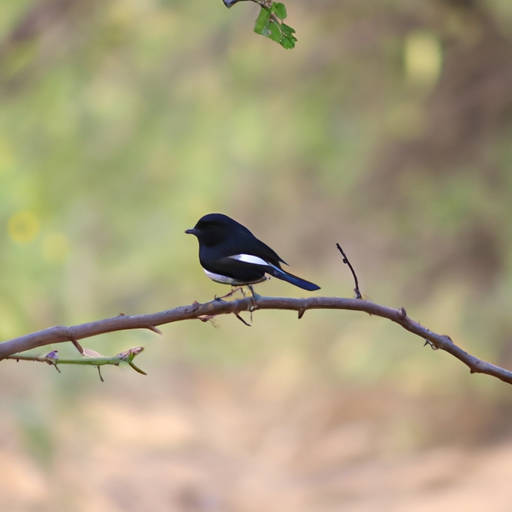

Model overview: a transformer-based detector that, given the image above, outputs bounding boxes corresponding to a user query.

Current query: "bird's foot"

[246,285,259,313]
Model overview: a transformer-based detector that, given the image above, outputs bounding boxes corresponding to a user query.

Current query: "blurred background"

[2,0,512,510]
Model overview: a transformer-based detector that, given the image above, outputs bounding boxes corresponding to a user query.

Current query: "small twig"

[336,243,362,299]
[6,346,147,378]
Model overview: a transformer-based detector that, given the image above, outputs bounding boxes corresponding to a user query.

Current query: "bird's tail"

[266,266,320,291]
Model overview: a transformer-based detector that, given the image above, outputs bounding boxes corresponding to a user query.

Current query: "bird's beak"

[185,228,198,235]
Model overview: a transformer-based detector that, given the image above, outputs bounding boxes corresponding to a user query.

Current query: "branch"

[1,296,512,385]
[5,346,147,381]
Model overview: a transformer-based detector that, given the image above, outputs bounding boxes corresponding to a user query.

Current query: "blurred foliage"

[0,0,511,373]
[2,1,512,496]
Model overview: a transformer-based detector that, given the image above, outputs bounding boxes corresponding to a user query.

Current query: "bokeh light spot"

[404,30,442,87]
[7,211,40,244]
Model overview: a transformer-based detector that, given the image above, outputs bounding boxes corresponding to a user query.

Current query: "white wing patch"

[228,254,270,266]
[202,254,279,286]
[202,268,266,285]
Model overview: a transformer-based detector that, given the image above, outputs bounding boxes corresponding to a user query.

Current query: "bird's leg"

[215,286,243,301]
[247,285,258,317]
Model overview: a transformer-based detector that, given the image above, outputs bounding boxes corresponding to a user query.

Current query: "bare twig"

[1,296,512,384]
[336,243,362,299]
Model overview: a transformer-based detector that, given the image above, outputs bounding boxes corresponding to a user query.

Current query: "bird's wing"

[228,230,288,267]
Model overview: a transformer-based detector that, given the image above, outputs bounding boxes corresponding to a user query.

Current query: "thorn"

[129,361,147,375]
[298,309,305,320]
[423,339,438,350]
[198,315,218,328]
[97,366,104,382]
[234,312,251,327]
[70,338,84,355]
[145,325,162,335]
[83,348,103,357]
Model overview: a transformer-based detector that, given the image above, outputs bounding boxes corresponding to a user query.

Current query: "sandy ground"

[1,367,512,512]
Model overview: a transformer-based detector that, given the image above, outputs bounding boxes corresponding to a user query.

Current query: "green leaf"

[252,3,297,49]
[269,21,282,43]
[272,2,287,20]
[279,22,297,48]
[281,35,296,49]
[281,23,296,36]
[254,7,271,35]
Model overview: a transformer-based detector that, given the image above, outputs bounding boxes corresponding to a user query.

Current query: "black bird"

[185,213,320,292]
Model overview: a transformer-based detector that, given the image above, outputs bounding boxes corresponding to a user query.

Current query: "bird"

[185,213,320,293]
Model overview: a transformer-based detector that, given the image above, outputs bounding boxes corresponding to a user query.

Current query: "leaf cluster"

[254,2,297,49]
[223,0,297,49]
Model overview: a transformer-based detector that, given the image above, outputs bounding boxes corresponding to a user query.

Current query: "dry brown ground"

[1,364,512,512]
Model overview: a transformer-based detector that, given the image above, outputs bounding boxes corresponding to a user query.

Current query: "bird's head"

[185,213,243,246]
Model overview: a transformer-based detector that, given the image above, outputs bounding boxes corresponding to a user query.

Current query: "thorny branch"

[6,346,147,381]
[0,296,511,384]
[1,245,511,385]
